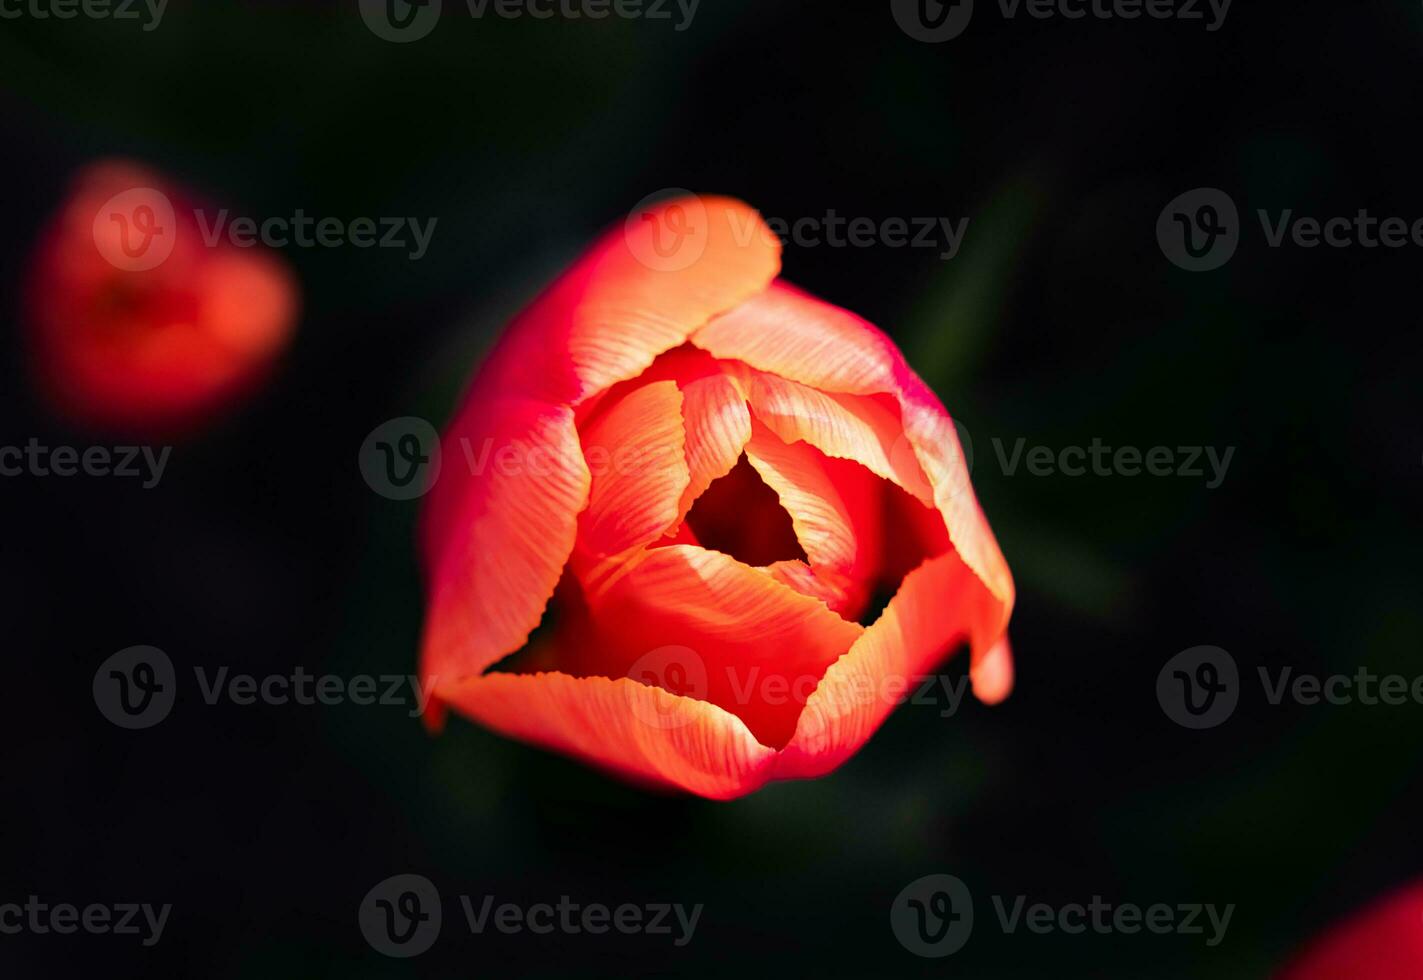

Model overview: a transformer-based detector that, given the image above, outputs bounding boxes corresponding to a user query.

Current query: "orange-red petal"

[775,549,1006,780]
[420,400,591,694]
[692,280,1014,684]
[575,379,689,561]
[744,371,933,504]
[585,544,863,749]
[674,371,751,525]
[478,196,781,406]
[434,672,777,799]
[421,197,780,704]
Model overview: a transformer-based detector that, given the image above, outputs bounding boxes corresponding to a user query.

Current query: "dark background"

[2,0,1421,976]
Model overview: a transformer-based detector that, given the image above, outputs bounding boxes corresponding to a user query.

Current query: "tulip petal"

[587,544,864,749]
[760,560,856,612]
[483,196,782,406]
[744,371,933,505]
[434,672,777,799]
[420,399,591,690]
[743,420,857,573]
[693,280,1014,637]
[576,380,689,560]
[674,372,752,525]
[694,281,902,397]
[421,197,778,696]
[775,549,1006,779]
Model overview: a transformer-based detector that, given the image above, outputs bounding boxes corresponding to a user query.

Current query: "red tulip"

[26,161,298,435]
[1279,881,1423,979]
[419,195,1014,799]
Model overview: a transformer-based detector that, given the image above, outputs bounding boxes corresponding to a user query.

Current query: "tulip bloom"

[1279,881,1423,979]
[27,161,297,435]
[420,195,1014,799]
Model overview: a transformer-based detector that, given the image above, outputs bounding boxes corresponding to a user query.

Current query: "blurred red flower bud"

[26,160,298,436]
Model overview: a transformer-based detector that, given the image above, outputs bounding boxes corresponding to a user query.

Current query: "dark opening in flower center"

[683,455,807,567]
